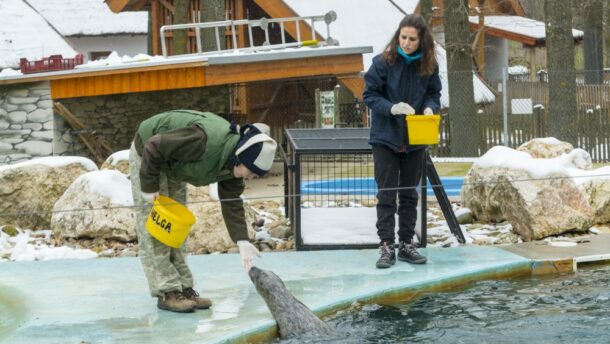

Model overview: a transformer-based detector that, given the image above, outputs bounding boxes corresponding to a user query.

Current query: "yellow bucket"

[146,196,196,248]
[405,114,441,145]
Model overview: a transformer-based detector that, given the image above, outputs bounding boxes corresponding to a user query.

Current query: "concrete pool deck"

[2,235,610,343]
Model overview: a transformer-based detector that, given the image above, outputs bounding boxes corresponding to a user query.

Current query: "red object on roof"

[19,54,84,74]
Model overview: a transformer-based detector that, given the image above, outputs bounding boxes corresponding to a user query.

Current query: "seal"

[248,267,332,338]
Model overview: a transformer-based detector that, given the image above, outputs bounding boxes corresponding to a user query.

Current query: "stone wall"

[0,82,54,165]
[0,83,228,166]
[55,86,229,160]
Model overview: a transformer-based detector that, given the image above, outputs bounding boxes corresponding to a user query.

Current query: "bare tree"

[201,0,226,52]
[443,0,478,156]
[605,0,610,66]
[173,0,189,55]
[520,0,545,21]
[582,0,605,84]
[544,0,577,144]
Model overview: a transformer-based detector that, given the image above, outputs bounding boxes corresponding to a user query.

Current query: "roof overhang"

[0,46,372,99]
[469,15,584,47]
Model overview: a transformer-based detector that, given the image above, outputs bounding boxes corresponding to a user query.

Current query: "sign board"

[511,98,533,115]
[315,89,337,128]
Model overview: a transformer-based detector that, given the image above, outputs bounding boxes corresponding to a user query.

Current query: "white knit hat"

[235,123,277,176]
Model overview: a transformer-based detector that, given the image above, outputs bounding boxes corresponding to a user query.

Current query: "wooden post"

[529,47,537,81]
[53,102,113,165]
[314,88,320,128]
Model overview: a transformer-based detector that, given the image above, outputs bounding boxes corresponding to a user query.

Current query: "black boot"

[376,242,396,269]
[397,241,427,264]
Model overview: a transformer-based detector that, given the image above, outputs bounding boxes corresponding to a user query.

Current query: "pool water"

[301,177,464,197]
[277,264,610,343]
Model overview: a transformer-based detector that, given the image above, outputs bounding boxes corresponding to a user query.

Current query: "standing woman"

[363,14,441,269]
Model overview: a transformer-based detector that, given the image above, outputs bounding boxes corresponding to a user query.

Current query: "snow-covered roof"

[0,45,372,83]
[0,0,77,69]
[469,16,584,42]
[283,0,404,70]
[282,0,495,106]
[26,0,148,36]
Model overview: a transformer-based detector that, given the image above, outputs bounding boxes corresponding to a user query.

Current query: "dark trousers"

[373,144,425,244]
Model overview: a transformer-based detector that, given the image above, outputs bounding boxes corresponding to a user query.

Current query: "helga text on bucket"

[150,209,173,233]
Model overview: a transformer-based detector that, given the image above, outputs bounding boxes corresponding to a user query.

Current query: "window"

[89,51,112,61]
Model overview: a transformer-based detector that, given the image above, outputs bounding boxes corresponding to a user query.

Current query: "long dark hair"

[383,14,437,75]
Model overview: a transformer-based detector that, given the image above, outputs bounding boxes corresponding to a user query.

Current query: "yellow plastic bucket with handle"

[146,196,196,248]
[405,114,441,145]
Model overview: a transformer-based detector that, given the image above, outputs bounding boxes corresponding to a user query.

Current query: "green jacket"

[136,110,248,242]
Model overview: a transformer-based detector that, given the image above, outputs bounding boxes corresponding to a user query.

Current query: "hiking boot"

[182,287,212,310]
[397,241,427,264]
[376,242,396,269]
[157,290,196,313]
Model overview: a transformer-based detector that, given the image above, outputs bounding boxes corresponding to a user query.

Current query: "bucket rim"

[153,195,196,225]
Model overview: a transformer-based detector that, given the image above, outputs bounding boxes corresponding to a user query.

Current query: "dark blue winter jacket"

[364,53,442,152]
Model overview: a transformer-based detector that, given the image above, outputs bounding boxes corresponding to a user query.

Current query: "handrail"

[160,11,338,57]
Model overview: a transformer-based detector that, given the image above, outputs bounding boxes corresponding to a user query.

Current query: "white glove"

[141,191,159,202]
[237,240,261,272]
[423,107,434,115]
[390,102,415,116]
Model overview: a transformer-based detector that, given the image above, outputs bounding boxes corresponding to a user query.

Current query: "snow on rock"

[51,170,136,242]
[100,149,130,174]
[517,137,577,160]
[0,157,97,230]
[462,138,607,241]
[1,229,97,262]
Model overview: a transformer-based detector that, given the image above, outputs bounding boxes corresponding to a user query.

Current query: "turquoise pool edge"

[218,246,532,344]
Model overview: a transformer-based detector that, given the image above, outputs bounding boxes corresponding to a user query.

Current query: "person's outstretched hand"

[237,240,261,272]
[423,107,434,115]
[390,102,415,116]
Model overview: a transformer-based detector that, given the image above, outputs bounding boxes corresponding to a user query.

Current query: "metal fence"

[39,68,609,169]
[225,70,610,162]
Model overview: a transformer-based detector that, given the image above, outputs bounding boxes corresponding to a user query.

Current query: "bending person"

[363,14,441,269]
[129,109,277,312]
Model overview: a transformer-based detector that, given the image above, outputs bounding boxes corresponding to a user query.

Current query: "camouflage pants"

[129,143,194,297]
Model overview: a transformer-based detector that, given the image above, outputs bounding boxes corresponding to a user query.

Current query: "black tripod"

[418,150,466,247]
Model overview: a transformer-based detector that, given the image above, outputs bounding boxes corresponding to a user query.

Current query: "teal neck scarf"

[397,45,422,64]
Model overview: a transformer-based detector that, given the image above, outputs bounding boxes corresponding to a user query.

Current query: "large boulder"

[186,184,256,254]
[576,167,610,224]
[51,170,136,241]
[100,150,130,175]
[517,137,575,159]
[0,157,97,229]
[462,144,596,241]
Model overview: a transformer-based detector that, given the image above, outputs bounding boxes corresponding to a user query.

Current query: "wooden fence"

[429,81,610,162]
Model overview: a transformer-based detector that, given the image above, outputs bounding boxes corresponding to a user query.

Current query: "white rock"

[52,170,136,242]
[0,157,97,229]
[27,109,52,123]
[14,140,53,156]
[8,111,27,123]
